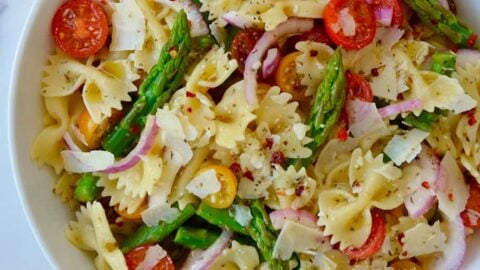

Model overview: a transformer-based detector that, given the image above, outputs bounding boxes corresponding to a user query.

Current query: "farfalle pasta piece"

[185,46,238,93]
[318,149,403,248]
[65,202,128,270]
[295,41,334,96]
[54,172,80,210]
[97,177,145,215]
[256,87,301,133]
[107,155,163,199]
[215,81,256,149]
[41,53,86,97]
[211,241,260,270]
[426,114,461,159]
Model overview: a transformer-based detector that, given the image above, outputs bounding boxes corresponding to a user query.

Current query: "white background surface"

[0,0,51,268]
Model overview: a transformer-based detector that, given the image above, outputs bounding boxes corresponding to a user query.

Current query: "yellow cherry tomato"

[77,109,122,149]
[275,51,308,102]
[390,260,422,270]
[197,165,237,209]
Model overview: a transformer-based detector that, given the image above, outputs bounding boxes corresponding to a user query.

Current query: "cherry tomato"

[346,71,374,102]
[230,29,264,72]
[282,22,336,53]
[343,210,386,260]
[370,0,404,27]
[51,0,109,58]
[275,52,308,102]
[125,245,174,270]
[114,200,148,220]
[390,260,422,270]
[461,179,480,227]
[324,0,376,50]
[197,165,237,209]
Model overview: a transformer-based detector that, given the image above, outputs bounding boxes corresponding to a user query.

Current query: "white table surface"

[0,0,51,268]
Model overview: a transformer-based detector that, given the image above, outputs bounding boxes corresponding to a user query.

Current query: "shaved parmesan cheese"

[110,0,146,51]
[61,150,114,173]
[231,204,253,226]
[347,100,389,138]
[384,128,429,166]
[437,153,469,220]
[186,169,221,199]
[142,204,180,226]
[273,220,326,260]
[136,245,167,270]
[401,222,447,259]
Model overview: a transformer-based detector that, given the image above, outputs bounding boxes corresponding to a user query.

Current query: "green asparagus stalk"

[403,0,477,48]
[120,204,196,253]
[102,10,192,156]
[173,226,220,249]
[247,200,286,270]
[74,173,99,203]
[431,51,456,76]
[195,202,248,235]
[290,48,346,167]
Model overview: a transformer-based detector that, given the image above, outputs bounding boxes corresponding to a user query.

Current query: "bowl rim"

[7,0,58,269]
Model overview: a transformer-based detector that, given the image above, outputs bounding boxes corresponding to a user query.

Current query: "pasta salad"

[32,0,480,269]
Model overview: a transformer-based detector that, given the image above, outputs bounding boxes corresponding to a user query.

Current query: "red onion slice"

[190,230,234,270]
[428,215,466,270]
[374,6,393,27]
[456,49,480,68]
[378,98,422,118]
[221,11,254,29]
[102,115,159,173]
[63,132,83,152]
[270,208,317,230]
[244,18,314,106]
[262,48,280,79]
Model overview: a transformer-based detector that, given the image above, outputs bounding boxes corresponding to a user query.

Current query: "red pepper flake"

[451,44,459,53]
[396,93,404,100]
[448,192,454,201]
[168,47,178,58]
[243,171,254,181]
[421,181,431,189]
[186,91,196,98]
[467,110,477,126]
[349,259,357,266]
[401,251,408,257]
[295,185,305,196]
[370,68,379,77]
[271,151,285,165]
[264,137,274,149]
[352,180,360,187]
[186,107,193,113]
[397,232,405,244]
[229,162,241,174]
[337,126,348,141]
[130,124,140,134]
[309,50,318,57]
[467,34,478,48]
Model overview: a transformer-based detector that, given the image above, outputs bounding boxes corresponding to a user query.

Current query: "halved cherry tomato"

[77,109,122,149]
[197,165,237,209]
[390,260,422,270]
[461,179,480,227]
[370,0,404,27]
[115,200,148,220]
[346,71,374,102]
[51,0,109,58]
[230,29,264,72]
[324,0,376,50]
[343,209,386,260]
[125,245,174,270]
[275,52,308,102]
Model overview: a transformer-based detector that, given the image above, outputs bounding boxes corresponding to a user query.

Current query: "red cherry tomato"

[282,22,336,53]
[461,179,480,227]
[370,0,404,27]
[343,210,386,260]
[51,0,109,58]
[346,71,374,102]
[323,0,376,50]
[230,29,264,72]
[125,245,175,270]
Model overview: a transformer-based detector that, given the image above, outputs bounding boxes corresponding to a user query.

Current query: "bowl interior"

[7,0,480,269]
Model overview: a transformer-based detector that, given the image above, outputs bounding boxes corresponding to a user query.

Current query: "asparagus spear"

[74,173,99,203]
[247,200,286,270]
[431,51,456,76]
[102,10,192,156]
[173,226,220,249]
[290,48,346,167]
[120,204,196,253]
[195,202,249,235]
[403,0,477,48]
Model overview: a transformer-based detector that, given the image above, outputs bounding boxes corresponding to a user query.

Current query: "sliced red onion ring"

[262,48,280,79]
[428,215,466,270]
[63,132,83,152]
[374,6,393,27]
[244,18,314,106]
[405,146,440,219]
[102,115,159,173]
[221,11,254,29]
[70,123,88,147]
[456,49,480,68]
[190,230,234,270]
[270,208,317,230]
[378,99,422,118]
[157,0,209,37]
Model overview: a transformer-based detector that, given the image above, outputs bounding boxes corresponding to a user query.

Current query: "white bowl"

[7,0,480,269]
